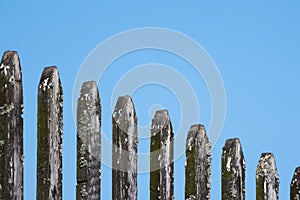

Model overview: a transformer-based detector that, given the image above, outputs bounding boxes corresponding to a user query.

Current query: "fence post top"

[152,109,170,123]
[1,51,19,63]
[113,95,135,113]
[39,66,62,92]
[79,81,99,99]
[291,166,300,187]
[81,80,97,88]
[187,124,210,145]
[257,152,278,177]
[189,124,205,131]
[1,50,22,81]
[225,138,241,144]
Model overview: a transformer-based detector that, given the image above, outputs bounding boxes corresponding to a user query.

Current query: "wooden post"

[256,153,279,200]
[150,110,174,200]
[37,66,63,200]
[112,96,138,200]
[76,81,101,200]
[221,138,245,200]
[185,124,211,200]
[291,166,300,199]
[0,51,23,199]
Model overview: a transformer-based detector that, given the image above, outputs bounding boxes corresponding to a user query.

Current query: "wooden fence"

[0,51,299,200]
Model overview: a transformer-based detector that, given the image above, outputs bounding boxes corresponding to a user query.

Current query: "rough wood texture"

[112,96,138,200]
[76,81,101,200]
[37,66,63,200]
[185,124,211,200]
[150,110,174,200]
[256,153,279,200]
[291,166,300,199]
[222,138,245,200]
[0,51,23,200]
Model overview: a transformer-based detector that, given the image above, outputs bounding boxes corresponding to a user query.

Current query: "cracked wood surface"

[112,96,138,200]
[150,110,174,200]
[76,81,101,200]
[37,66,63,200]
[185,124,211,200]
[0,51,23,200]
[222,138,245,200]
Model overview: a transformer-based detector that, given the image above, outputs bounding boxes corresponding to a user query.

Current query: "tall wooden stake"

[150,110,174,200]
[112,96,138,200]
[0,51,23,199]
[222,138,246,200]
[76,81,101,200]
[37,66,63,200]
[256,153,279,200]
[185,124,211,200]
[291,166,300,199]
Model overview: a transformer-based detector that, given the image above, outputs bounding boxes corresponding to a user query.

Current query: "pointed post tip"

[42,66,58,75]
[39,66,61,91]
[258,152,276,165]
[291,166,300,196]
[40,66,58,78]
[151,109,172,134]
[113,95,136,131]
[257,152,278,176]
[2,50,18,59]
[1,51,19,62]
[293,166,300,175]
[291,166,300,183]
[190,124,205,130]
[189,124,206,135]
[225,138,240,145]
[187,124,209,144]
[114,95,134,111]
[0,50,21,81]
[153,109,170,124]
[223,138,243,153]
[80,81,99,98]
[154,109,169,118]
[82,80,97,88]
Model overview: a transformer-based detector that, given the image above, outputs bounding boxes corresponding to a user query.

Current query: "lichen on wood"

[37,66,63,200]
[0,51,23,200]
[112,95,138,200]
[291,166,300,199]
[256,153,279,200]
[185,124,211,200]
[150,110,174,200]
[76,81,101,200]
[221,138,245,200]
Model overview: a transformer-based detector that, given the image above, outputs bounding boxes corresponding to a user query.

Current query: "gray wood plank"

[112,96,138,200]
[37,66,63,200]
[0,51,23,200]
[76,81,101,200]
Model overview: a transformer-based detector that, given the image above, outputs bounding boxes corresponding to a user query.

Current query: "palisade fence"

[0,50,299,200]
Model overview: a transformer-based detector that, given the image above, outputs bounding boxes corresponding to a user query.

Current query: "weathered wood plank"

[112,95,138,200]
[76,81,101,200]
[0,51,23,200]
[37,66,63,200]
[185,124,211,200]
[291,166,300,200]
[256,153,279,200]
[150,110,174,200]
[222,138,245,200]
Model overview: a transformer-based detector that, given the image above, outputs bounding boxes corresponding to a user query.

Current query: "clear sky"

[1,1,300,199]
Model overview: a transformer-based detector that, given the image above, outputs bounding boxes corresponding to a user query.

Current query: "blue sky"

[1,1,300,199]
